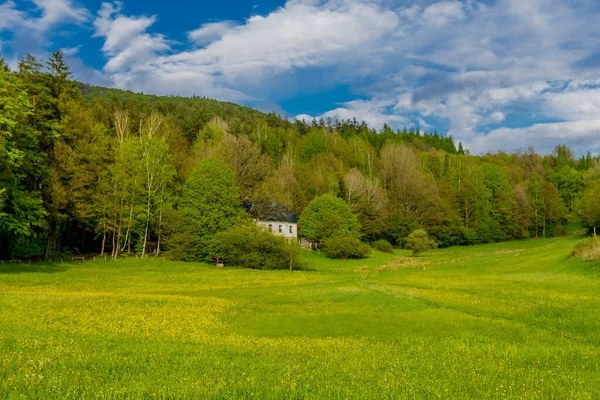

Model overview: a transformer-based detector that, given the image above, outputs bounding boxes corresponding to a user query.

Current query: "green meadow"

[1,235,600,399]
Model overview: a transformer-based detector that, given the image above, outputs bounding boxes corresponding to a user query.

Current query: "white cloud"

[469,120,600,154]
[188,21,237,46]
[0,0,89,32]
[421,1,466,26]
[33,0,90,30]
[321,99,407,129]
[61,45,81,56]
[544,88,600,121]
[93,2,170,73]
[295,99,407,130]
[94,0,399,98]
[0,0,90,55]
[0,1,28,31]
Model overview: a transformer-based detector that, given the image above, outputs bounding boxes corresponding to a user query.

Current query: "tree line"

[1,52,599,260]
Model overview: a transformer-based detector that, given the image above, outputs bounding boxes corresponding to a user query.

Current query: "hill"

[1,55,600,261]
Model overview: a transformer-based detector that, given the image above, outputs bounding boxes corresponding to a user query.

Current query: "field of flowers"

[1,236,600,399]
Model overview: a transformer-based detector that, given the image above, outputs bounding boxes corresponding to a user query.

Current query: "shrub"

[321,237,371,259]
[406,229,438,257]
[371,239,393,253]
[571,237,600,261]
[210,225,298,270]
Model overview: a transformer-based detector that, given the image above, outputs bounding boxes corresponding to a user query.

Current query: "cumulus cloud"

[0,0,89,33]
[470,120,600,154]
[33,0,90,30]
[0,1,28,32]
[421,1,466,26]
[187,21,237,46]
[0,0,90,55]
[93,2,170,73]
[295,99,407,129]
[92,0,399,99]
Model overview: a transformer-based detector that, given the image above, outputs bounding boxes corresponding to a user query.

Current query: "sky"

[1,0,600,155]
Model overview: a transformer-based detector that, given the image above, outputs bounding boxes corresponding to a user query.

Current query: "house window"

[289,226,293,234]
[268,224,272,231]
[279,225,283,233]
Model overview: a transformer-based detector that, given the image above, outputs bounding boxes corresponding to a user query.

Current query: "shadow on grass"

[0,262,70,274]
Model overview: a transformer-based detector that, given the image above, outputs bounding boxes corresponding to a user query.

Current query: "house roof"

[242,200,298,223]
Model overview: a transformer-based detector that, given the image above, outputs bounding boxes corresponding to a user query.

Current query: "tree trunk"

[543,215,547,238]
[9,236,17,260]
[156,207,163,256]
[114,197,125,259]
[142,196,151,257]
[100,228,106,257]
[44,222,55,260]
[111,186,118,257]
[122,181,137,253]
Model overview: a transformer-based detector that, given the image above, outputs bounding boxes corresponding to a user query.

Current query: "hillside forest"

[2,52,600,260]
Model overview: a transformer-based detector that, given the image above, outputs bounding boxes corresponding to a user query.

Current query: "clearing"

[1,235,599,398]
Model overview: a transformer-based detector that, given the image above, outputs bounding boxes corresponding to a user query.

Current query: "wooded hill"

[1,52,600,260]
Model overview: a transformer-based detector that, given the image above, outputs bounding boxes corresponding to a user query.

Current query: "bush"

[371,239,393,253]
[321,237,371,259]
[571,237,600,261]
[406,229,438,257]
[210,225,298,270]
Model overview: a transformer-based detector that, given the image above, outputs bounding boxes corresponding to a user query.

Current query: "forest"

[1,51,600,261]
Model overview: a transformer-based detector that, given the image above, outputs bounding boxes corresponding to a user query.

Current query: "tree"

[406,229,438,257]
[380,143,441,225]
[343,168,387,241]
[138,113,176,256]
[299,194,360,242]
[0,68,47,258]
[219,134,271,200]
[541,180,565,237]
[300,129,326,161]
[168,158,246,260]
[582,183,600,233]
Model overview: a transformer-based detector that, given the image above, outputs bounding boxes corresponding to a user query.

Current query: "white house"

[243,201,298,241]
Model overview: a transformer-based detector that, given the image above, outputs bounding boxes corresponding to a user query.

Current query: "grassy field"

[1,235,600,399]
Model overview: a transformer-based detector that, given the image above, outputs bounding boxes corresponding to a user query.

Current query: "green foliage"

[2,56,597,260]
[571,236,600,261]
[582,183,600,232]
[300,130,326,161]
[169,158,246,260]
[386,214,419,248]
[299,194,360,242]
[0,67,47,255]
[371,239,393,253]
[406,229,438,257]
[320,236,371,259]
[210,224,297,269]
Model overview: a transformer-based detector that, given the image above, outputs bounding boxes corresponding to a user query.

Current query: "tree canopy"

[299,194,361,242]
[1,53,598,260]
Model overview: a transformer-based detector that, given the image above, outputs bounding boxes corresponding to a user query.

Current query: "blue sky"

[2,0,600,154]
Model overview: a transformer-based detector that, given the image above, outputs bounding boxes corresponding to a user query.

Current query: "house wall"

[255,221,298,239]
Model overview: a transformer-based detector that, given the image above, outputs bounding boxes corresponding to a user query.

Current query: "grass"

[1,236,600,399]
